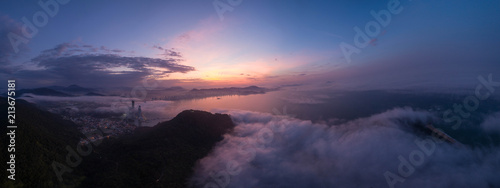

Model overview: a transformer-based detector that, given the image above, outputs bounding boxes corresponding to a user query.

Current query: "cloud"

[307,46,500,93]
[191,108,500,188]
[153,45,183,58]
[34,54,193,73]
[36,42,140,60]
[10,42,195,88]
[35,42,81,58]
[0,15,27,74]
[481,112,500,134]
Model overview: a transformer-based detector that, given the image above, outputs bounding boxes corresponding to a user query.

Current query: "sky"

[0,0,499,91]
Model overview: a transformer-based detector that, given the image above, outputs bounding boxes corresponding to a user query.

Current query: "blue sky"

[0,0,499,90]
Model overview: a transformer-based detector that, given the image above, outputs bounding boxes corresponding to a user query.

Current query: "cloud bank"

[191,108,500,188]
[5,42,195,88]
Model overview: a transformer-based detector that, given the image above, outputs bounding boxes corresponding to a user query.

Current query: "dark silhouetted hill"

[0,97,235,187]
[80,110,235,187]
[0,97,84,187]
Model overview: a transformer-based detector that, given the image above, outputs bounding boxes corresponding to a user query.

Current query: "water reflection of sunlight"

[158,91,286,122]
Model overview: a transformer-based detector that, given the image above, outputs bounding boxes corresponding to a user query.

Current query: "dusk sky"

[3,1,500,187]
[1,0,499,90]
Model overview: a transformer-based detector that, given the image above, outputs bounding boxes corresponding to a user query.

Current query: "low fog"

[191,108,500,188]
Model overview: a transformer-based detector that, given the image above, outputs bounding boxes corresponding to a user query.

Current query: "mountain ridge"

[0,97,235,187]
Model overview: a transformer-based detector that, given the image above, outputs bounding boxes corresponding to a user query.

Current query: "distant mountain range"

[3,85,105,97]
[46,84,95,94]
[0,97,235,187]
[158,85,277,100]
